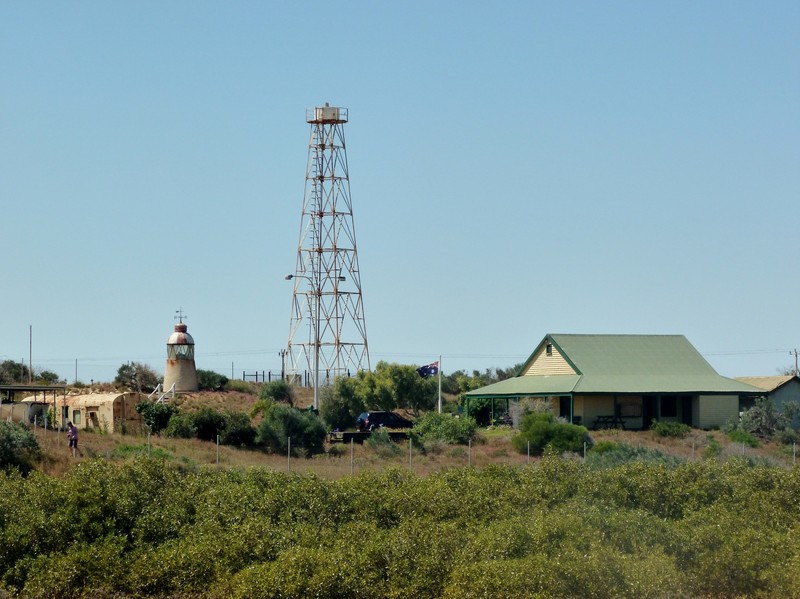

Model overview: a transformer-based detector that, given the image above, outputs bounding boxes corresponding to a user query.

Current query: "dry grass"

[26,390,799,479]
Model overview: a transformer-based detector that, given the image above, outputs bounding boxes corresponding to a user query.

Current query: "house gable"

[521,338,578,377]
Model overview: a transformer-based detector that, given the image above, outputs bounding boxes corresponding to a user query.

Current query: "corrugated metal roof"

[735,375,796,392]
[465,375,580,398]
[466,334,764,397]
[21,392,128,406]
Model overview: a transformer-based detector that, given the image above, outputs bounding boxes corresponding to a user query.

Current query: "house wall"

[0,402,50,424]
[523,344,575,376]
[575,395,615,426]
[697,395,739,429]
[771,382,800,427]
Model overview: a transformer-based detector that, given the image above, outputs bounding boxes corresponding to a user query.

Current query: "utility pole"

[278,349,287,381]
[791,349,799,375]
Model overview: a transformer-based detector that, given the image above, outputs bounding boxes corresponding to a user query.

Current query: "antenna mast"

[287,104,370,405]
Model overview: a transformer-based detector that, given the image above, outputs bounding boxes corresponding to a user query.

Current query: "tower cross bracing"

[287,105,370,396]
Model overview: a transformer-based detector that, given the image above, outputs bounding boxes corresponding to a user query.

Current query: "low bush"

[651,420,691,438]
[511,411,588,455]
[775,427,800,445]
[135,401,177,435]
[164,412,197,439]
[192,406,228,441]
[586,441,684,469]
[221,411,257,447]
[259,380,296,407]
[256,405,326,456]
[0,422,40,474]
[2,458,800,597]
[196,369,229,391]
[411,412,477,446]
[366,428,403,457]
[225,379,259,395]
[727,429,760,448]
[703,435,723,459]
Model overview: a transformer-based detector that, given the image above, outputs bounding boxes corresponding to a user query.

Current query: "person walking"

[67,421,79,457]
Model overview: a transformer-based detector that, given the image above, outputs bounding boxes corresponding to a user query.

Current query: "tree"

[36,370,62,385]
[355,362,437,415]
[320,377,365,430]
[259,379,296,407]
[196,369,229,391]
[115,362,161,392]
[220,411,257,447]
[0,421,41,474]
[256,405,326,455]
[135,401,176,435]
[191,406,229,441]
[0,360,29,385]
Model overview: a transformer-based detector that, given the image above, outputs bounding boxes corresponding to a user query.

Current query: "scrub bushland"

[2,456,800,598]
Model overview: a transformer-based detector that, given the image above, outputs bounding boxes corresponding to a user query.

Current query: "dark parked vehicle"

[356,411,413,432]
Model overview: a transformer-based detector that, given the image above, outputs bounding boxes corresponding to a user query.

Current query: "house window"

[545,343,553,357]
[660,396,678,418]
[72,410,82,425]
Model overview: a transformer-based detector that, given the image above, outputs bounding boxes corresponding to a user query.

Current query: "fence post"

[216,434,220,465]
[350,438,354,475]
[287,437,291,472]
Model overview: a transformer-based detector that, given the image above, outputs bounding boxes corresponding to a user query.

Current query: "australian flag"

[416,361,439,378]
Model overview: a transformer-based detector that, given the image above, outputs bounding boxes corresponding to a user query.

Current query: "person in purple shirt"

[67,421,79,457]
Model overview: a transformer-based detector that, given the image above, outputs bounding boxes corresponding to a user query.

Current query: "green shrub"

[739,396,787,439]
[225,379,259,395]
[589,440,620,454]
[326,444,347,457]
[221,411,257,447]
[135,401,177,435]
[511,411,587,455]
[259,379,296,407]
[727,429,760,447]
[319,377,365,431]
[586,441,684,469]
[196,369,229,391]
[651,419,691,438]
[192,406,228,441]
[366,428,403,457]
[775,427,800,445]
[703,435,722,459]
[256,405,326,455]
[0,422,40,474]
[411,412,477,446]
[165,412,197,439]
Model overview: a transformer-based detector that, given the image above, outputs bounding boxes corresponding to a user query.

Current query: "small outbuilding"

[17,392,147,434]
[735,375,800,427]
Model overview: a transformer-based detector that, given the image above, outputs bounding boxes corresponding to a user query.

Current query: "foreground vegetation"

[2,454,800,598]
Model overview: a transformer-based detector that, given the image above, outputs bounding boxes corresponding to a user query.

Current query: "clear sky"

[1,1,798,384]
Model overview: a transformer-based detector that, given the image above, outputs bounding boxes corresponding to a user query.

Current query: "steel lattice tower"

[286,104,370,407]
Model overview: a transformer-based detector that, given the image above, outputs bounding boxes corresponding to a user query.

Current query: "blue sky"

[1,1,798,383]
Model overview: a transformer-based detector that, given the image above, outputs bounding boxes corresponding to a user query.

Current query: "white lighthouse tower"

[163,310,198,392]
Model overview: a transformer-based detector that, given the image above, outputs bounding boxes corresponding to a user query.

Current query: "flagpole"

[438,354,442,413]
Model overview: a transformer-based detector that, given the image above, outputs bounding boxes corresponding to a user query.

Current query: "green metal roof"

[466,334,764,398]
[465,375,581,398]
